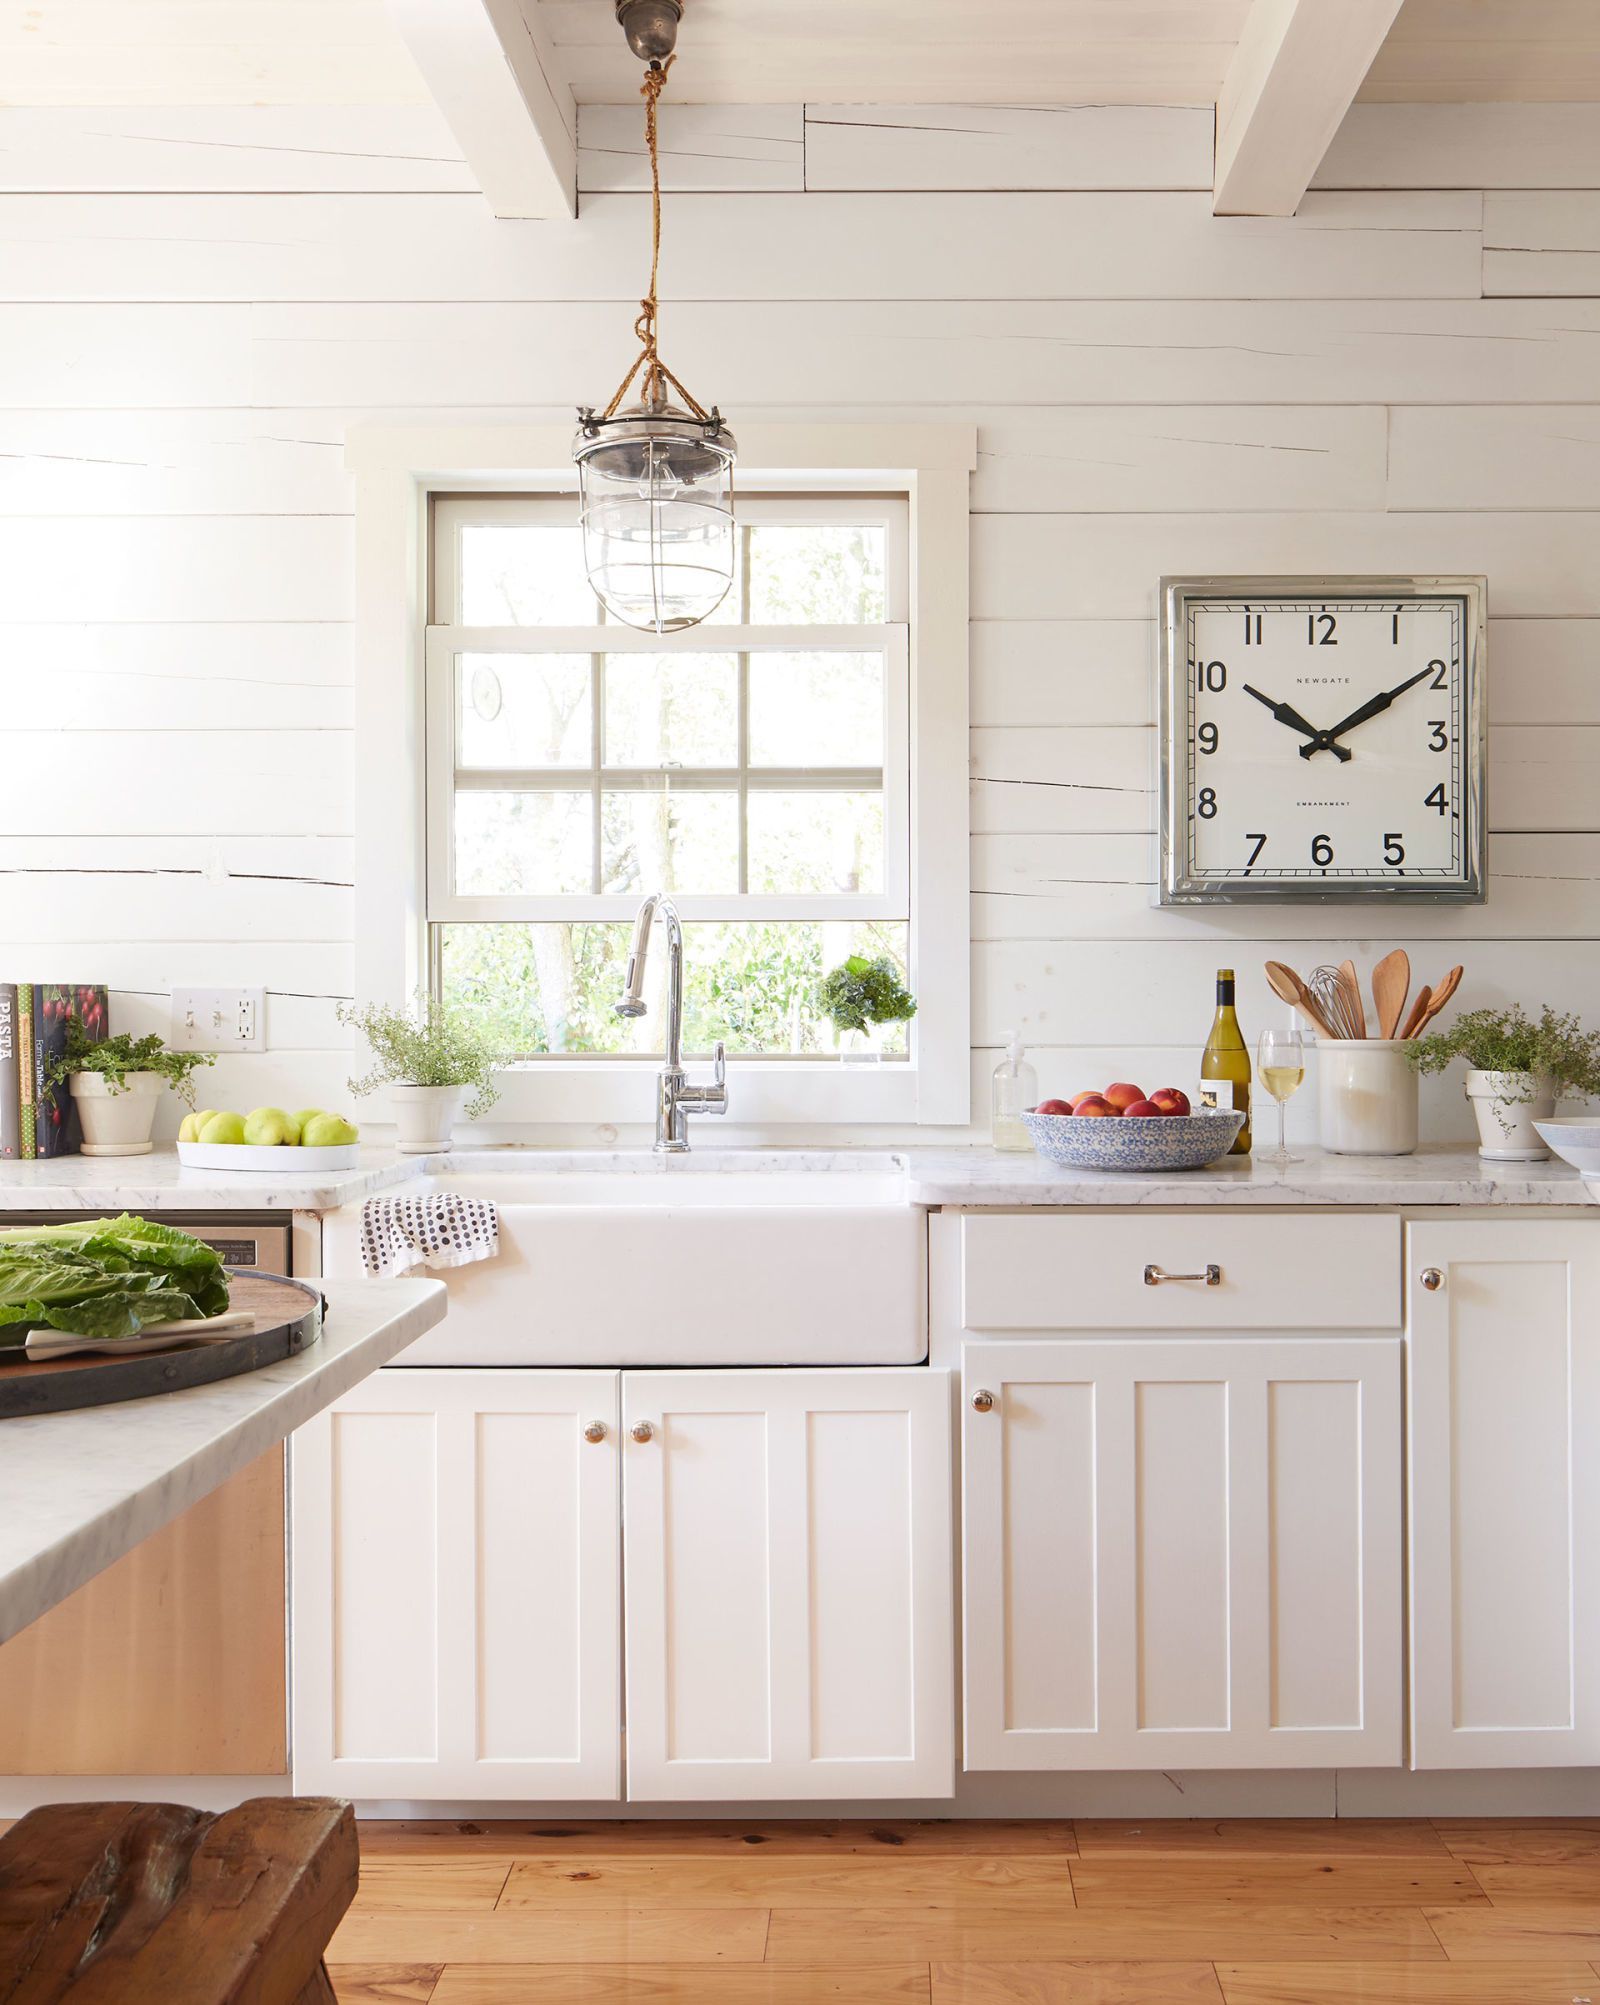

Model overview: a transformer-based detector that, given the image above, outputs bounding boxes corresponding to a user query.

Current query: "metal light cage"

[574,397,737,634]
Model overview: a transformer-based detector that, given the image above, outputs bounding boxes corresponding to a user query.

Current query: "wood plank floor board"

[1070,1860,1485,1910]
[1213,1964,1600,2004]
[359,1820,1079,1858]
[763,1906,1447,1964]
[1423,1904,1600,1961]
[428,1969,931,2003]
[353,1862,513,1911]
[1075,1823,1449,1858]
[1464,1862,1600,1904]
[929,1961,1225,2003]
[499,1855,1076,1909]
[329,1972,442,2004]
[328,1908,772,1966]
[1434,1820,1600,1866]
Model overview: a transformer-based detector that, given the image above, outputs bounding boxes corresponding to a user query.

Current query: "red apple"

[1149,1087,1191,1117]
[1073,1094,1117,1118]
[1034,1098,1075,1116]
[1103,1081,1146,1113]
[1123,1099,1163,1117]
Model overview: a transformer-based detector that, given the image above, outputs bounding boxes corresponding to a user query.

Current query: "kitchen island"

[0,1275,446,1645]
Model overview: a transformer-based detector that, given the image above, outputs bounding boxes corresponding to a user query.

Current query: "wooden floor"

[328,1817,1600,2003]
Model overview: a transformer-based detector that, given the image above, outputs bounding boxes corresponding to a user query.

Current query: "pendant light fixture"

[574,1,736,634]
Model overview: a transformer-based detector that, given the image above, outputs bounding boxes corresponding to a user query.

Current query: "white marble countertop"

[0,1274,446,1646]
[0,1142,1590,1214]
[903,1143,1599,1208]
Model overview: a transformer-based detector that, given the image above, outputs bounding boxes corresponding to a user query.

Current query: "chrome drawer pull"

[1144,1263,1222,1287]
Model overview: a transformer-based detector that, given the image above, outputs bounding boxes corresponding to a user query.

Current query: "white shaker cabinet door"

[1408,1220,1600,1768]
[622,1369,954,1801]
[963,1337,1402,1771]
[292,1368,622,1800]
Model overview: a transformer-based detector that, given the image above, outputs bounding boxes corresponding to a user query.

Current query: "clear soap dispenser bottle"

[991,1029,1038,1152]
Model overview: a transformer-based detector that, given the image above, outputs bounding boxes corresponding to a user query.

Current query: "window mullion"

[591,649,604,894]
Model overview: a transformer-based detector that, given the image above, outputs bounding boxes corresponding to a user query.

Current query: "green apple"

[302,1113,359,1148]
[198,1111,247,1146]
[177,1110,203,1143]
[292,1109,324,1140]
[243,1107,293,1146]
[279,1110,303,1145]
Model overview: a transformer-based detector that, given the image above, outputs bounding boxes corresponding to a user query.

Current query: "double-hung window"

[426,492,912,1071]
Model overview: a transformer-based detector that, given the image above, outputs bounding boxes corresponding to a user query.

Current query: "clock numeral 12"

[1308,612,1337,645]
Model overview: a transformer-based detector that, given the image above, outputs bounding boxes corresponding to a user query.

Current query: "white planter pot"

[1317,1039,1419,1156]
[70,1071,164,1156]
[390,1083,467,1153]
[1465,1069,1558,1161]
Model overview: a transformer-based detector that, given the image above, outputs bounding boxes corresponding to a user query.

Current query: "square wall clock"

[1159,575,1487,905]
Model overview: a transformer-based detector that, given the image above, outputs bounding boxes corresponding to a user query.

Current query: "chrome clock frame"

[1158,573,1487,906]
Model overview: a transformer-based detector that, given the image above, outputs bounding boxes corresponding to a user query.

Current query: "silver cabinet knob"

[1421,1267,1444,1292]
[971,1389,995,1413]
[583,1420,608,1443]
[631,1420,655,1443]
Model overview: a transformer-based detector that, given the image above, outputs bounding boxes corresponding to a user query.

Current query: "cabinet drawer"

[961,1213,1400,1331]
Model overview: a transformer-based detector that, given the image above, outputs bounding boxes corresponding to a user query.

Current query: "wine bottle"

[1200,966,1252,1155]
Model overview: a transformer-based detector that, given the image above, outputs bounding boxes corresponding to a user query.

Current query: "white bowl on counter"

[1020,1107,1245,1172]
[176,1140,361,1172]
[1531,1117,1600,1175]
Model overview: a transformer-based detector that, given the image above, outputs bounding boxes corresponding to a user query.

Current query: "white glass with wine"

[1256,1021,1305,1166]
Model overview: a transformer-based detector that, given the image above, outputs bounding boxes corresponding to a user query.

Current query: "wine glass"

[1256,1022,1305,1165]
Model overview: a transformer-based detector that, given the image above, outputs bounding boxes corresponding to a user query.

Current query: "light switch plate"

[170,987,265,1052]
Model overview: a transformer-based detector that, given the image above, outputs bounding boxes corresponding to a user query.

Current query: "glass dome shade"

[575,401,737,635]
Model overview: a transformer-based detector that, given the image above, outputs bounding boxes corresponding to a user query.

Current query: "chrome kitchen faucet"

[615,891,728,1152]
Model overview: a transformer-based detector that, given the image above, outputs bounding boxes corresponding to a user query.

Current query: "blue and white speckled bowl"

[1021,1107,1246,1172]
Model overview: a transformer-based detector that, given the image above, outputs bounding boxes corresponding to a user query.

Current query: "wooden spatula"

[1400,984,1433,1040]
[1265,960,1338,1040]
[1414,964,1463,1032]
[1372,948,1410,1040]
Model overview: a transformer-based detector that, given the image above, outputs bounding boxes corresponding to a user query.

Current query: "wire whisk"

[1309,964,1366,1039]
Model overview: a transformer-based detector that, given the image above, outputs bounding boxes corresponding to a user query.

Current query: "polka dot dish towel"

[360,1192,500,1278]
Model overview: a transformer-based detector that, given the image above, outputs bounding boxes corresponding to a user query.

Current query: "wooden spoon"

[1414,964,1463,1033]
[1400,985,1433,1040]
[1265,960,1338,1040]
[1337,958,1366,1038]
[1372,948,1410,1040]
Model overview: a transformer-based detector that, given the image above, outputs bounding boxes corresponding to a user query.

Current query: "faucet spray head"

[615,894,657,1019]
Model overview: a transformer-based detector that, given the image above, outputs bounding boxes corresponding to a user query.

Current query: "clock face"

[1161,581,1486,903]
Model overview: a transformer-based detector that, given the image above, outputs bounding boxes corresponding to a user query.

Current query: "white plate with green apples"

[176,1105,360,1171]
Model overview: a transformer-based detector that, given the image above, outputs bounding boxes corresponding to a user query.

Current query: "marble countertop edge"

[0,1275,447,1647]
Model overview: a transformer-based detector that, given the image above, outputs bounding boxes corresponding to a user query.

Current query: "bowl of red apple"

[1020,1083,1245,1171]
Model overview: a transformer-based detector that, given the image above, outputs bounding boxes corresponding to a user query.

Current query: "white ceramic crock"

[390,1082,466,1153]
[1466,1068,1557,1161]
[70,1071,163,1156]
[1316,1039,1419,1156]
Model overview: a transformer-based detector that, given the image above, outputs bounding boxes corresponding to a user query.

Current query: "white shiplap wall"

[6,99,1600,1142]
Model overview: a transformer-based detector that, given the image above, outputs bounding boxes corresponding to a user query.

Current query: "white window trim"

[348,422,975,1131]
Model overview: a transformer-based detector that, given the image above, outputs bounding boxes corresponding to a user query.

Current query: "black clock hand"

[1300,665,1434,760]
[1243,683,1353,763]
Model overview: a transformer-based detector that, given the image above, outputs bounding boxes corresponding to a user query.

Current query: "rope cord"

[600,53,712,424]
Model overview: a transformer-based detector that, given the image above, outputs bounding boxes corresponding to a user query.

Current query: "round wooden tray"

[0,1272,324,1420]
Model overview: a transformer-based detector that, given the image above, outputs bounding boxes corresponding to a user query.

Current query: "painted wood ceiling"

[0,0,1595,107]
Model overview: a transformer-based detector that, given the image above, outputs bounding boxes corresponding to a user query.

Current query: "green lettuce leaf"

[0,1216,229,1342]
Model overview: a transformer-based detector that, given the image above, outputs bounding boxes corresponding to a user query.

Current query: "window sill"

[483,1059,924,1126]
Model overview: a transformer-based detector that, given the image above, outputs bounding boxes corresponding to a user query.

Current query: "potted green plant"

[1407,1004,1600,1161]
[339,994,509,1152]
[46,1018,215,1157]
[818,955,916,1064]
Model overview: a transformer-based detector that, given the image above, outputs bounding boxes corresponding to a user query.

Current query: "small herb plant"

[45,1016,215,1108]
[818,956,917,1037]
[339,994,509,1120]
[1407,1004,1600,1103]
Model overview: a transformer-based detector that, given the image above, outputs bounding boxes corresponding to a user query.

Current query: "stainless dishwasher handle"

[1144,1263,1222,1287]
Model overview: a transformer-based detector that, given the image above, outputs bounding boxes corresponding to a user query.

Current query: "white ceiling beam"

[387,0,577,219]
[1214,0,1406,217]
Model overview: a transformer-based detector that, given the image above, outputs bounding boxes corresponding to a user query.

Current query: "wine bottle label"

[1200,1082,1247,1113]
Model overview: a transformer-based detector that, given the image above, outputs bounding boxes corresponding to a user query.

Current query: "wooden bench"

[0,1797,357,2002]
